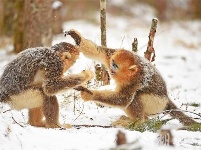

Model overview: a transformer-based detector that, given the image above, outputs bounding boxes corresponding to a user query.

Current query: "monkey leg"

[42,95,60,128]
[28,107,45,127]
[126,96,148,123]
[113,95,147,127]
[42,95,72,128]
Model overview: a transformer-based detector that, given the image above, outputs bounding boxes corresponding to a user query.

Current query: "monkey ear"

[128,65,138,76]
[63,52,71,59]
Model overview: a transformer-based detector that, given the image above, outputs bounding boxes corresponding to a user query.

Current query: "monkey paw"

[81,90,93,101]
[112,115,144,128]
[81,70,95,82]
[112,115,133,127]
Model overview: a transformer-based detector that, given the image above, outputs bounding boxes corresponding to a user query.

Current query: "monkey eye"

[64,55,68,59]
[111,59,119,70]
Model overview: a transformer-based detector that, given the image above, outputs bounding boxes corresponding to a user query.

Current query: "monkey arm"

[43,70,93,95]
[67,29,116,68]
[79,39,116,68]
[81,89,133,108]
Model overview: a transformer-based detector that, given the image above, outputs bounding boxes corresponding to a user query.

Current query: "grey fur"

[0,42,79,102]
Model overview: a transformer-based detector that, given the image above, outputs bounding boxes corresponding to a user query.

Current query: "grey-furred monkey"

[66,29,198,127]
[0,42,94,128]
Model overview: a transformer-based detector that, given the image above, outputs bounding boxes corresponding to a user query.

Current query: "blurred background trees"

[0,0,52,52]
[0,0,201,53]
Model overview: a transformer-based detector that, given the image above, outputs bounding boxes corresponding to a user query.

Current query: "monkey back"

[0,44,65,102]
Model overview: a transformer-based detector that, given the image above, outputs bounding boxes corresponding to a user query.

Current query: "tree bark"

[100,0,107,47]
[144,18,158,62]
[0,0,3,36]
[13,0,24,53]
[23,0,52,49]
[52,1,63,34]
[99,0,110,85]
[132,38,138,53]
[0,0,15,36]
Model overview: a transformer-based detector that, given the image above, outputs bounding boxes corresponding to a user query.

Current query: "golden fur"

[68,29,197,127]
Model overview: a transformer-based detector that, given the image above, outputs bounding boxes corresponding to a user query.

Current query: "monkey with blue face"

[66,29,198,127]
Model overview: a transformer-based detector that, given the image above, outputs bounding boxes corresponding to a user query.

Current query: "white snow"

[1,4,201,150]
[52,1,63,10]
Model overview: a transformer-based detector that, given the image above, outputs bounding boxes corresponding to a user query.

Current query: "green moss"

[186,123,201,132]
[127,118,171,133]
[188,102,200,107]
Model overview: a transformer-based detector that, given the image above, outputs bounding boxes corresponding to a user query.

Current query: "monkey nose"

[110,69,116,76]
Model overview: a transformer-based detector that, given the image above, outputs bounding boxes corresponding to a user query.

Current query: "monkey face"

[110,50,138,83]
[58,51,79,73]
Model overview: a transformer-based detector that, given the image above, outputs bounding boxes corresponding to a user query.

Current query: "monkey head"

[52,42,80,73]
[109,50,138,84]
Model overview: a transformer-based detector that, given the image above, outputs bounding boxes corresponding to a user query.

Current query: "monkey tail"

[166,100,197,126]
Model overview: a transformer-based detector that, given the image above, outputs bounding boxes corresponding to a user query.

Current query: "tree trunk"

[23,0,52,49]
[13,0,24,53]
[0,0,3,36]
[100,0,107,47]
[52,1,63,34]
[99,0,110,85]
[0,0,15,36]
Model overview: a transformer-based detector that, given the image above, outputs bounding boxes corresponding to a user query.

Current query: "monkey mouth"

[110,69,116,76]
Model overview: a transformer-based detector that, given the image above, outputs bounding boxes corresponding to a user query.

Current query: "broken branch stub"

[144,18,158,62]
[132,38,138,52]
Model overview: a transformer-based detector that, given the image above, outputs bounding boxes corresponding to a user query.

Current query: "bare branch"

[100,0,107,47]
[12,117,26,128]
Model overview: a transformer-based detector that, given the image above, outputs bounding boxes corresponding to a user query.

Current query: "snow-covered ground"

[1,5,201,150]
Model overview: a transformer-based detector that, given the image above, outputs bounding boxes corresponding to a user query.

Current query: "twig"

[16,135,23,149]
[144,18,158,62]
[151,109,201,120]
[3,109,12,113]
[12,117,26,128]
[73,124,114,128]
[73,91,77,115]
[73,102,85,121]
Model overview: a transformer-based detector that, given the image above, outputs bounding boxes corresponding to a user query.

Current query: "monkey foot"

[112,115,133,127]
[29,121,45,128]
[112,115,144,128]
[62,123,72,128]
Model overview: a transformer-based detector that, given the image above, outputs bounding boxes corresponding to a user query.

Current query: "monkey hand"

[80,90,93,101]
[80,70,94,82]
